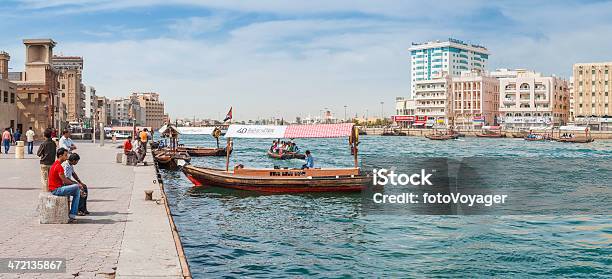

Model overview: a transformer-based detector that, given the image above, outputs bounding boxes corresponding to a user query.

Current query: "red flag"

[223,107,233,122]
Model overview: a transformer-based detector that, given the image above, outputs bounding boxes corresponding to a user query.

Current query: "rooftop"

[409,38,488,53]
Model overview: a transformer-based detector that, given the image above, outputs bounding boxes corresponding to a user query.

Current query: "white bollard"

[15,141,24,159]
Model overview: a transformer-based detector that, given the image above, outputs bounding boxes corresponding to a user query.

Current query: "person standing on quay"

[2,128,11,154]
[139,128,149,156]
[37,128,56,190]
[26,127,35,154]
[13,129,21,144]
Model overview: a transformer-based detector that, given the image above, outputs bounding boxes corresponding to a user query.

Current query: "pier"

[0,142,188,278]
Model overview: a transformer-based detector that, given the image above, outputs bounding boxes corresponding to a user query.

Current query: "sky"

[1,0,611,121]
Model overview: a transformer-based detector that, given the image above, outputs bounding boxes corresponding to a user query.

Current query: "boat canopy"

[529,126,553,130]
[559,125,589,131]
[158,124,177,135]
[225,123,355,139]
[482,125,502,130]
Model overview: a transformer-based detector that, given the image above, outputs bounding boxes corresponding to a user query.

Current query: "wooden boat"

[554,126,594,143]
[512,130,530,138]
[425,133,459,140]
[153,149,191,169]
[381,129,407,136]
[476,126,505,138]
[555,137,594,143]
[183,165,368,193]
[182,123,370,193]
[267,150,306,160]
[177,146,230,157]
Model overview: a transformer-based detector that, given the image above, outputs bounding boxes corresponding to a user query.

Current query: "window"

[592,70,595,74]
[606,69,609,74]
[579,81,583,85]
[62,84,65,89]
[3,91,7,103]
[10,92,14,104]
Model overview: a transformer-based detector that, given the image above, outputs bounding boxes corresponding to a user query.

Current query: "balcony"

[415,94,447,100]
[503,98,516,104]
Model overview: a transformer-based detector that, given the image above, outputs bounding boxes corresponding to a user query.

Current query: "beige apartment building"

[498,70,569,128]
[450,71,499,129]
[53,55,84,124]
[133,92,165,128]
[414,74,452,127]
[0,51,19,131]
[9,39,59,138]
[572,62,611,130]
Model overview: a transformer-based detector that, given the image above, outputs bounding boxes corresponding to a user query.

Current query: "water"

[161,136,612,278]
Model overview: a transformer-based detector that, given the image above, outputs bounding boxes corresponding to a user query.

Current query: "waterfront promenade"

[0,142,184,279]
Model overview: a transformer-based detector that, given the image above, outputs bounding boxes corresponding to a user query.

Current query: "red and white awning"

[225,123,354,138]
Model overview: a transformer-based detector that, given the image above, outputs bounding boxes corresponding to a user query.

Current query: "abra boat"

[425,133,459,140]
[266,150,306,160]
[554,126,594,143]
[182,123,370,193]
[476,126,506,138]
[153,148,191,169]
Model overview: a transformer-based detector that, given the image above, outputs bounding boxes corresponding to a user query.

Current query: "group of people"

[1,127,36,154]
[269,140,300,154]
[123,128,151,165]
[37,128,89,223]
[561,133,575,139]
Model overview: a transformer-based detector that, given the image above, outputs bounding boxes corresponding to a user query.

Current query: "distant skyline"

[1,0,611,120]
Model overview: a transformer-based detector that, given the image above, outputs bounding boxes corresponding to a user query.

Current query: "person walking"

[37,128,57,190]
[2,128,11,154]
[26,127,35,154]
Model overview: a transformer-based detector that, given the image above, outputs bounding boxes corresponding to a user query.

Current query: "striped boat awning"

[284,123,354,138]
[225,123,354,138]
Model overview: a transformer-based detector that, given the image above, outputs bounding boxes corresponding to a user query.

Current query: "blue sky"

[1,0,611,120]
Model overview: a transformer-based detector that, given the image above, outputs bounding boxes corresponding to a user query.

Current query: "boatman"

[302,150,314,169]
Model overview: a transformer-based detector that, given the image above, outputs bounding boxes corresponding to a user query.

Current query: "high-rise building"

[110,97,143,126]
[53,55,84,124]
[132,92,165,129]
[571,62,611,130]
[0,51,19,131]
[10,39,59,137]
[409,38,489,97]
[450,71,500,129]
[414,73,452,127]
[498,70,569,129]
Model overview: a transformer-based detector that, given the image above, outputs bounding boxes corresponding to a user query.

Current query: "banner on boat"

[225,123,354,138]
[225,125,287,138]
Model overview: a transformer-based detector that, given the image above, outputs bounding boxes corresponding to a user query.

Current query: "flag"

[223,107,233,122]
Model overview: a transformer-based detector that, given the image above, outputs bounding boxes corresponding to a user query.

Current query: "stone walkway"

[0,141,182,279]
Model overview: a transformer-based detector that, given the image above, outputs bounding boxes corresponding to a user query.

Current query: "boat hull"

[425,134,459,140]
[178,146,230,157]
[267,150,306,160]
[476,133,506,138]
[555,138,594,143]
[182,165,369,193]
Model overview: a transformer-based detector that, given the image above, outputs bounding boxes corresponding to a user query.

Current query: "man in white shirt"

[59,130,77,152]
[25,127,35,154]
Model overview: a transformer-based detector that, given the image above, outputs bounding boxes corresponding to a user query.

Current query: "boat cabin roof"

[225,123,355,139]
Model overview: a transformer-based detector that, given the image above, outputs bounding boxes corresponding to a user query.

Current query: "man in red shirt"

[49,147,83,222]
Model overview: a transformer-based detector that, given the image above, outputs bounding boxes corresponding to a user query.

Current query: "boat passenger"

[292,143,300,153]
[301,150,314,169]
[270,140,278,152]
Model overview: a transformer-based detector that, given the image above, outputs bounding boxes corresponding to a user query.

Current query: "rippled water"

[161,136,612,278]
